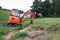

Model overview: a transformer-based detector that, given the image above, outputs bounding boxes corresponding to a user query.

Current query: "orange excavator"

[4,9,36,26]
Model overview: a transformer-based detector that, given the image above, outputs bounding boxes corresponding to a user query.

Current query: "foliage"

[42,0,54,17]
[0,6,2,9]
[53,0,60,17]
[31,0,42,17]
[31,0,60,17]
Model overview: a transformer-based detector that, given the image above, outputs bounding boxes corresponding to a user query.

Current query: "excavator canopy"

[10,9,24,18]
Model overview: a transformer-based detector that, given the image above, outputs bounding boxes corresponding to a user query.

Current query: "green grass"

[0,10,60,40]
[34,18,60,29]
[0,10,9,22]
[17,21,30,30]
[0,10,10,39]
[10,18,60,40]
[33,18,60,40]
[10,32,28,40]
[47,30,60,40]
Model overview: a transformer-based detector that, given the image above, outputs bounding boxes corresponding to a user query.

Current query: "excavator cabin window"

[12,10,19,17]
[10,9,24,18]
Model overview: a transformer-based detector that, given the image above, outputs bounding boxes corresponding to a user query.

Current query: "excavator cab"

[8,9,23,25]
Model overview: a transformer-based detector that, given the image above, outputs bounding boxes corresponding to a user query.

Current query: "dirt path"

[3,26,30,40]
[17,25,49,40]
[3,28,16,40]
[17,25,60,40]
[3,31,14,40]
[17,30,48,40]
[3,25,60,40]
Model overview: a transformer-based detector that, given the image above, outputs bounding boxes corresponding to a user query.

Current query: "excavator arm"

[30,12,36,24]
[20,11,36,26]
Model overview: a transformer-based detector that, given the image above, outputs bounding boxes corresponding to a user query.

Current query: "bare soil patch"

[3,25,60,40]
[3,31,14,40]
[17,25,60,40]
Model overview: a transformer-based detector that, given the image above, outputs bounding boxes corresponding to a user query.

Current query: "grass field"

[0,10,60,40]
[34,18,60,29]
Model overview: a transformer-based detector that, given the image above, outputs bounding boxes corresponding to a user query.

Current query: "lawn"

[0,10,60,40]
[34,18,60,28]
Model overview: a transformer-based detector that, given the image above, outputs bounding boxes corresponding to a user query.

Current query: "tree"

[56,0,60,17]
[42,0,52,17]
[31,0,42,17]
[0,6,2,10]
[31,0,56,17]
[53,0,60,17]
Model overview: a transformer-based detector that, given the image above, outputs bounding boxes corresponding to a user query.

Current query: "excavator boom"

[20,11,36,25]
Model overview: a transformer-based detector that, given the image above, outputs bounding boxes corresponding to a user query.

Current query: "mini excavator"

[4,9,36,26]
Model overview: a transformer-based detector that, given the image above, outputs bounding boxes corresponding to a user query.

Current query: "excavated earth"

[3,25,60,40]
[17,25,60,40]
